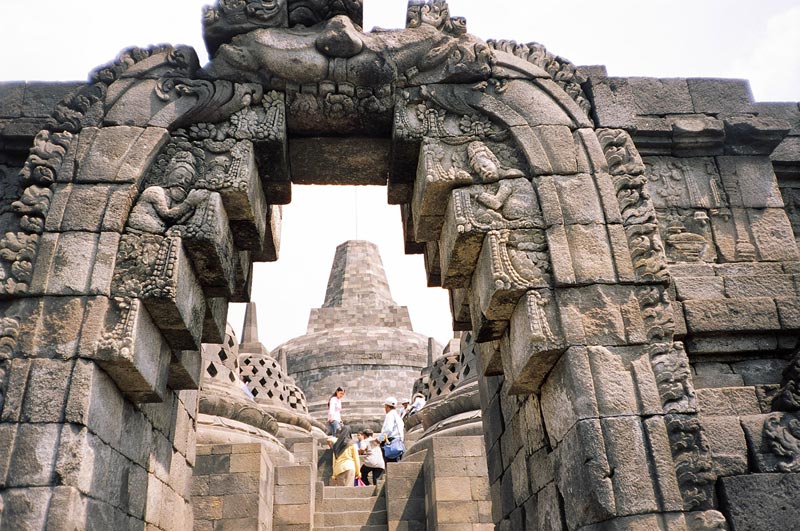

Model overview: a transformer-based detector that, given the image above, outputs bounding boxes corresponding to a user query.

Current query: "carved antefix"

[470,228,551,340]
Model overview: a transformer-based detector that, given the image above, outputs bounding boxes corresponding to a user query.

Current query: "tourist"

[327,387,345,435]
[328,426,361,487]
[407,392,426,416]
[379,397,405,462]
[357,429,385,485]
[398,398,411,418]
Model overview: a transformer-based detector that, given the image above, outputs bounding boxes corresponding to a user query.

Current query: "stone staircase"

[313,482,388,531]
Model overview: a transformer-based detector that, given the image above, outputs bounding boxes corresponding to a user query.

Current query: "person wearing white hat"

[379,396,405,462]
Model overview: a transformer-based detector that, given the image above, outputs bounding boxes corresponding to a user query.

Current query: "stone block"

[564,223,617,284]
[411,140,472,242]
[531,125,578,175]
[556,284,647,346]
[717,156,783,208]
[0,83,25,118]
[554,419,615,530]
[275,464,311,486]
[669,114,725,156]
[177,191,237,298]
[2,296,104,360]
[673,276,724,301]
[476,338,502,377]
[138,235,206,351]
[0,486,51,529]
[585,77,637,130]
[65,359,125,447]
[701,416,748,477]
[63,126,169,185]
[629,78,693,115]
[4,359,71,424]
[719,473,800,531]
[644,156,724,210]
[776,296,800,329]
[747,208,799,261]
[45,183,138,232]
[740,412,800,473]
[697,387,761,417]
[5,423,60,487]
[540,347,597,445]
[688,78,753,114]
[440,179,543,288]
[29,231,119,297]
[641,417,684,511]
[553,173,605,224]
[724,115,790,156]
[601,417,658,516]
[684,296,779,334]
[469,229,550,340]
[167,350,202,391]
[503,290,566,394]
[95,298,172,403]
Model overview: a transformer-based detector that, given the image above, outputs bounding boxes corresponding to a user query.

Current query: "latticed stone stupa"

[276,240,442,430]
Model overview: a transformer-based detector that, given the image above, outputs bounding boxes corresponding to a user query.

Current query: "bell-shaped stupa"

[276,240,442,430]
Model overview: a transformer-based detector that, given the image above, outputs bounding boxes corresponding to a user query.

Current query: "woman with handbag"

[327,426,361,486]
[379,397,405,462]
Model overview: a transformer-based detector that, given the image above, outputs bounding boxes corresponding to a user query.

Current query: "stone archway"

[3,1,797,530]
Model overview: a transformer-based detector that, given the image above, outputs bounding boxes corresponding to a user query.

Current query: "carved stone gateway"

[0,0,799,530]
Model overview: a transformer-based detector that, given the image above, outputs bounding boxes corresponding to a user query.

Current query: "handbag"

[354,477,366,487]
[384,438,405,460]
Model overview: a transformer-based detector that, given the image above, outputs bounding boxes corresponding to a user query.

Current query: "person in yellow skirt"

[327,426,361,486]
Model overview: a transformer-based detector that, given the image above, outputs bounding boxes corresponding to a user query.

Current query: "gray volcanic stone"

[719,473,800,531]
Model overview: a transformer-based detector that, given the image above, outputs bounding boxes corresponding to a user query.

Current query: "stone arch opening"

[2,1,797,530]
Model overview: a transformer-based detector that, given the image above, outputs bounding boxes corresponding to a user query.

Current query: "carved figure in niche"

[773,351,800,412]
[659,208,715,263]
[763,412,800,472]
[462,141,539,227]
[128,153,209,234]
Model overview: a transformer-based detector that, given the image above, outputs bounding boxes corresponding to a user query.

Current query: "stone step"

[319,495,386,513]
[323,485,382,499]
[314,526,388,531]
[314,509,388,527]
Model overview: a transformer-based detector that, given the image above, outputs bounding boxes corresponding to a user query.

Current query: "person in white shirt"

[357,429,385,485]
[407,392,426,416]
[379,396,405,462]
[327,387,345,435]
[398,398,411,418]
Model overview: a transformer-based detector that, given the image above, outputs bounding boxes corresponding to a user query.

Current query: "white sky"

[2,1,799,350]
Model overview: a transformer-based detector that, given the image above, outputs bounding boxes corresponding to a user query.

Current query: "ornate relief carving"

[597,129,669,283]
[644,157,725,210]
[96,297,139,359]
[0,317,20,359]
[657,208,716,263]
[773,351,800,412]
[141,234,181,300]
[0,232,38,295]
[487,229,550,289]
[49,45,199,132]
[487,39,593,118]
[763,412,800,472]
[526,290,556,343]
[12,186,52,234]
[112,233,164,298]
[665,413,715,510]
[649,342,696,414]
[19,130,72,186]
[128,152,209,235]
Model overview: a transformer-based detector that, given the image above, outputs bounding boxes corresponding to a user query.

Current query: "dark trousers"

[360,465,384,485]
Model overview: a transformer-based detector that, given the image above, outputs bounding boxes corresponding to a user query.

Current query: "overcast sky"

[2,1,799,350]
